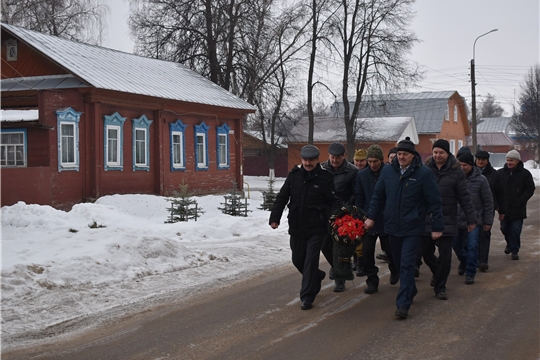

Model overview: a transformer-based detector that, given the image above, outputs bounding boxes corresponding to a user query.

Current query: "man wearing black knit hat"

[365,137,444,319]
[475,150,506,271]
[419,139,476,298]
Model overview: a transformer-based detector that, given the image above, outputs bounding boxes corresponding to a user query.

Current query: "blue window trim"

[132,114,153,171]
[194,122,209,171]
[55,107,82,172]
[216,123,230,170]
[104,112,126,171]
[170,119,187,171]
[1,128,27,167]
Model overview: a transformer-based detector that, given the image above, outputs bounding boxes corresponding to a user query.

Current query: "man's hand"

[467,224,476,232]
[499,214,505,221]
[432,231,442,240]
[270,222,279,229]
[364,218,375,230]
[483,224,492,232]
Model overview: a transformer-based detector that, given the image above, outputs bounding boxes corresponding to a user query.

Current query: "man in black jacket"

[321,142,358,292]
[475,150,506,271]
[270,145,341,310]
[497,149,536,260]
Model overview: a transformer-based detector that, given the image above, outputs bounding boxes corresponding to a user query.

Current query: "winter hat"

[300,145,320,159]
[388,147,397,157]
[366,144,384,161]
[475,150,490,159]
[354,149,367,160]
[457,146,471,158]
[458,152,475,166]
[328,142,346,156]
[506,149,521,161]
[432,139,451,154]
[396,137,415,154]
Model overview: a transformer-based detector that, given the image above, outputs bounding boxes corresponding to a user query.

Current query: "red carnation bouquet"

[330,206,366,245]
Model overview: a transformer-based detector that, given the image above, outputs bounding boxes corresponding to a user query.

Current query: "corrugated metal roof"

[1,74,90,91]
[330,91,458,134]
[2,23,255,111]
[466,132,516,146]
[477,117,513,133]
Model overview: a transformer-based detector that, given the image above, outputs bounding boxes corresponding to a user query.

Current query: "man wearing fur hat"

[475,150,507,270]
[270,145,341,310]
[355,144,398,295]
[320,142,359,292]
[420,139,477,300]
[497,149,535,260]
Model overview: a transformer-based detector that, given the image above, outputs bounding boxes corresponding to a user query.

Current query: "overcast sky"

[105,0,539,116]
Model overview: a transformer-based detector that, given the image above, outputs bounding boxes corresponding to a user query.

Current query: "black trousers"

[478,228,491,265]
[363,233,397,288]
[290,233,326,303]
[320,233,333,268]
[421,235,453,294]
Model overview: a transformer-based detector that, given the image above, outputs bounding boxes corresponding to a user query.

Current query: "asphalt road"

[5,193,539,360]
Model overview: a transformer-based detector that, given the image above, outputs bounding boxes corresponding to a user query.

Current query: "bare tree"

[329,0,421,159]
[2,0,109,45]
[513,64,540,160]
[479,93,505,118]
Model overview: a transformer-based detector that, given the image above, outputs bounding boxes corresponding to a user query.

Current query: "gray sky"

[105,0,539,116]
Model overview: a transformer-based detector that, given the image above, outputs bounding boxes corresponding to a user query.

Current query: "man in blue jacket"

[365,137,444,319]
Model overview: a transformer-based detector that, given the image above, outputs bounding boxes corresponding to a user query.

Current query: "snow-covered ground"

[1,163,539,350]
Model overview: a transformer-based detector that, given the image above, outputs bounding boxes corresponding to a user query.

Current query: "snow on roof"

[2,23,255,112]
[477,117,513,133]
[1,109,39,122]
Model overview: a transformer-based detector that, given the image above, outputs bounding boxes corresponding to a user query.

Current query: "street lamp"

[471,29,498,153]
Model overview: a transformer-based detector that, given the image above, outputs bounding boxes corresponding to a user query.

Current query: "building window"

[216,124,230,170]
[458,140,463,150]
[6,39,17,61]
[132,115,152,171]
[56,107,82,172]
[454,105,458,122]
[1,129,27,167]
[450,139,456,155]
[104,112,126,171]
[444,105,449,121]
[194,122,209,170]
[170,119,187,171]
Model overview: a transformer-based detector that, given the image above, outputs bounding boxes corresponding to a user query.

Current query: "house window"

[170,119,187,171]
[450,139,456,155]
[56,107,82,172]
[216,124,230,170]
[1,129,27,167]
[444,105,449,121]
[194,122,209,170]
[6,39,17,61]
[458,140,463,150]
[132,115,152,171]
[104,112,126,171]
[453,105,458,122]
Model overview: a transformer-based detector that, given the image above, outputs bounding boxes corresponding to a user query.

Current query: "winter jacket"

[367,151,444,237]
[355,165,384,235]
[497,161,536,220]
[321,159,358,205]
[270,163,341,237]
[458,167,494,228]
[424,155,477,236]
[478,162,506,215]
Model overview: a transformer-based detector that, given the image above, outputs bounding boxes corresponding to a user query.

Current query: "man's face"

[397,151,414,168]
[506,158,519,169]
[475,157,488,169]
[354,158,367,170]
[460,162,473,175]
[388,153,396,163]
[432,148,449,166]
[329,154,345,169]
[301,157,318,171]
[368,158,382,172]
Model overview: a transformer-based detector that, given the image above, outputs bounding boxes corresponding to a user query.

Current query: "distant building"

[243,130,288,177]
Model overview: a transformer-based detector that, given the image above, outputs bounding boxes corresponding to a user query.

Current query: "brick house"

[243,130,288,177]
[1,23,255,209]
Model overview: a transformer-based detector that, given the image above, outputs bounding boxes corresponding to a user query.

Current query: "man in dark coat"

[321,142,358,292]
[365,137,444,319]
[420,139,477,301]
[497,149,536,260]
[270,145,341,310]
[475,150,506,271]
[355,144,398,295]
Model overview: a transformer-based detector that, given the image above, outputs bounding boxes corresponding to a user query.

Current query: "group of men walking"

[269,138,535,318]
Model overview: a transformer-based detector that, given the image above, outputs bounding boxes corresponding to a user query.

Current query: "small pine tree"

[165,182,204,223]
[219,181,251,217]
[259,178,277,211]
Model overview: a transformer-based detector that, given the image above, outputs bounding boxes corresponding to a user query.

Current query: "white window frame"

[1,129,27,167]
[444,105,449,121]
[450,139,456,155]
[194,122,209,171]
[6,39,17,61]
[216,123,230,170]
[458,140,464,150]
[453,105,458,122]
[170,119,187,171]
[104,112,126,171]
[56,107,82,172]
[132,115,152,171]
